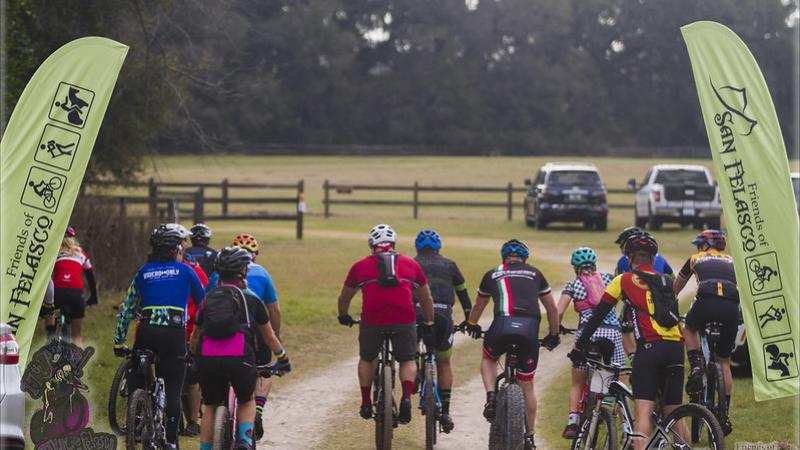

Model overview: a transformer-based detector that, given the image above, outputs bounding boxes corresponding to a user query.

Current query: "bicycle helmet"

[368,224,397,247]
[190,223,212,240]
[691,229,726,251]
[500,239,529,259]
[415,229,442,250]
[215,246,253,275]
[232,233,259,254]
[623,232,658,256]
[65,226,77,238]
[614,226,642,245]
[570,247,597,266]
[150,223,191,249]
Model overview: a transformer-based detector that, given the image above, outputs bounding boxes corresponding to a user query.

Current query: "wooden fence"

[322,180,633,220]
[85,178,305,239]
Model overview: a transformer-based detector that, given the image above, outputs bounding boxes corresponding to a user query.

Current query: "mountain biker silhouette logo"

[20,340,118,449]
[710,78,758,136]
[20,166,67,213]
[745,252,782,296]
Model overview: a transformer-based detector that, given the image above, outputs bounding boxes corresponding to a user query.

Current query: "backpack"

[632,270,680,328]
[202,285,250,339]
[573,273,606,313]
[376,252,399,287]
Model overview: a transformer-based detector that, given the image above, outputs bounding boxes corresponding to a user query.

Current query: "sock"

[238,421,254,445]
[440,389,452,414]
[568,411,579,424]
[402,380,414,400]
[200,443,212,450]
[361,385,372,407]
[255,396,267,417]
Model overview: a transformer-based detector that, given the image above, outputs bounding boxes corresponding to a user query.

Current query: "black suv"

[523,163,608,230]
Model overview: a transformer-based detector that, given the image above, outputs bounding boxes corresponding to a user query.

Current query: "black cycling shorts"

[483,316,540,381]
[359,323,417,363]
[631,340,684,404]
[197,356,257,405]
[54,288,85,319]
[685,298,739,358]
[416,312,454,356]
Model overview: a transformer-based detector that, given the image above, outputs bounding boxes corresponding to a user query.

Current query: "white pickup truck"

[630,164,722,230]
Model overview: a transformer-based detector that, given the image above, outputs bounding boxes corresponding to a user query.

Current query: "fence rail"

[85,178,305,239]
[323,180,633,220]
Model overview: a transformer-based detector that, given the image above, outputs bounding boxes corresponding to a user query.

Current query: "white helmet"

[368,224,397,247]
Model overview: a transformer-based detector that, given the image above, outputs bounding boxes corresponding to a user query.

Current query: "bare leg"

[237,399,256,427]
[717,356,733,396]
[437,355,453,390]
[683,327,701,352]
[519,379,537,432]
[398,360,417,383]
[568,368,587,416]
[481,356,499,392]
[199,404,216,443]
[622,332,636,358]
[632,399,655,450]
[188,383,201,422]
[358,359,377,387]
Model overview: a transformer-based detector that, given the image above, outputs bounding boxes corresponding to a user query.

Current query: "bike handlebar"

[583,357,632,375]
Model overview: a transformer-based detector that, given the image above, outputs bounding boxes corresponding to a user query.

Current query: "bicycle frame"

[418,352,442,415]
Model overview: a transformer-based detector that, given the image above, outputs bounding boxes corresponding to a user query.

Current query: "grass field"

[25,155,800,449]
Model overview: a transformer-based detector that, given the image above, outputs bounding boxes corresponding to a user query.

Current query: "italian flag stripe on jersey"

[496,263,512,316]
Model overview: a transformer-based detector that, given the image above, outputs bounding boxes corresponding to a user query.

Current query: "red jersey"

[52,250,92,289]
[344,253,427,326]
[185,260,208,340]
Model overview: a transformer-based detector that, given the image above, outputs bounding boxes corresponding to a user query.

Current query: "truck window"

[654,169,709,184]
[548,171,602,186]
[534,170,546,185]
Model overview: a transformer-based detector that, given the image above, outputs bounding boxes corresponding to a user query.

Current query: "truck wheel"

[647,208,662,231]
[596,218,608,231]
[707,218,721,229]
[634,212,647,228]
[693,220,704,230]
[536,217,547,230]
[583,220,593,230]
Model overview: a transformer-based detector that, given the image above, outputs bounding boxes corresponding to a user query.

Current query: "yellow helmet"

[232,233,259,254]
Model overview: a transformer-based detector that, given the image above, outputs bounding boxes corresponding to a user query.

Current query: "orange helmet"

[232,233,259,254]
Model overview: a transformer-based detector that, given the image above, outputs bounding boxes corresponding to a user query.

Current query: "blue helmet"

[571,247,597,266]
[501,239,529,259]
[415,229,442,250]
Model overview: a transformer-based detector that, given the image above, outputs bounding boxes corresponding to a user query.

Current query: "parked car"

[0,323,24,450]
[630,164,721,230]
[523,162,608,230]
[791,172,799,213]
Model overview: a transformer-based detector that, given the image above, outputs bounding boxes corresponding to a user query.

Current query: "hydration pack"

[632,270,680,328]
[202,285,250,339]
[376,252,399,287]
[573,273,606,312]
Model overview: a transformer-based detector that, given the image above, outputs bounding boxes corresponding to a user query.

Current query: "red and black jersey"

[52,250,92,289]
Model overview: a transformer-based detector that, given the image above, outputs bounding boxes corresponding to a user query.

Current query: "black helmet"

[150,223,191,249]
[615,226,643,245]
[215,246,252,275]
[623,232,658,256]
[190,223,212,241]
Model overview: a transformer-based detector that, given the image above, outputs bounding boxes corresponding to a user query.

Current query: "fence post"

[323,179,330,218]
[168,199,178,222]
[118,197,127,221]
[296,180,304,240]
[507,182,513,221]
[193,187,205,224]
[413,181,419,219]
[147,178,157,223]
[221,178,229,217]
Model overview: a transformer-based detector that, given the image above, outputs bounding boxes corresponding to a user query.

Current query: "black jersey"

[414,253,466,308]
[679,249,738,301]
[478,261,551,318]
[185,245,218,277]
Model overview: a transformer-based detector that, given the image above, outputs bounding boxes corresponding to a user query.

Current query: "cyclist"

[673,229,738,435]
[113,223,205,450]
[614,226,674,362]
[572,232,688,450]
[465,239,561,450]
[191,246,290,450]
[337,224,436,424]
[556,247,623,439]
[48,226,98,347]
[413,229,473,433]
[179,243,209,437]
[185,223,218,277]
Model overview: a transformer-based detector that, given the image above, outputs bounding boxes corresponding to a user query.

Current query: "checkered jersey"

[563,272,619,329]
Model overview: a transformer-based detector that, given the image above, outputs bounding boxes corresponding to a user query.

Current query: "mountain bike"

[570,354,630,450]
[689,321,729,440]
[572,355,725,450]
[374,329,398,450]
[122,348,174,450]
[418,347,442,450]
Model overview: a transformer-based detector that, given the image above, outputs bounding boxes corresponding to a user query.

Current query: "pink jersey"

[53,250,92,289]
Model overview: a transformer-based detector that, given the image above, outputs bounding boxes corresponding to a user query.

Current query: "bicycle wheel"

[109,357,131,435]
[382,365,394,450]
[662,403,725,450]
[489,383,526,450]
[424,360,437,450]
[212,405,231,450]
[126,389,154,449]
[570,406,617,450]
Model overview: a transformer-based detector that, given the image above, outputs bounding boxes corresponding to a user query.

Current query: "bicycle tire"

[109,357,131,435]
[212,405,231,450]
[662,403,725,450]
[570,406,617,450]
[126,389,153,450]
[424,360,437,450]
[489,383,526,450]
[383,365,394,450]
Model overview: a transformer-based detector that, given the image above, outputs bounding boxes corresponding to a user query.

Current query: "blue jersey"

[615,253,673,276]
[207,262,278,305]
[115,260,205,344]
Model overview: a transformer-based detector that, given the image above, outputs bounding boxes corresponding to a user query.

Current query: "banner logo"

[21,167,67,213]
[48,82,95,129]
[21,340,117,449]
[754,296,791,339]
[763,339,798,382]
[710,79,758,136]
[35,124,81,171]
[746,252,782,295]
